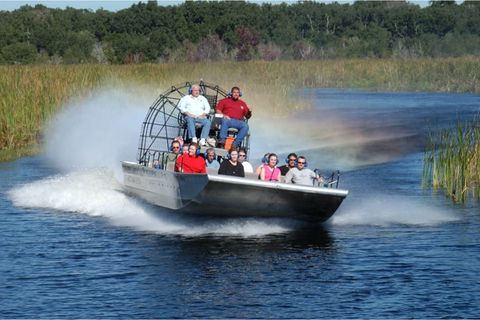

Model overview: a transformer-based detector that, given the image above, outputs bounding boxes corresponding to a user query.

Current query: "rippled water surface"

[1,89,480,318]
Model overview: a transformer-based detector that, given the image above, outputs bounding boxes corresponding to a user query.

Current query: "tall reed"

[1,58,479,161]
[423,118,480,202]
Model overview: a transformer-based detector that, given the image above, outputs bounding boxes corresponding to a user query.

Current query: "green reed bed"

[423,119,480,202]
[1,58,479,161]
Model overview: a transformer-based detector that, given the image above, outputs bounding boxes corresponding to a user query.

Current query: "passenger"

[215,86,252,149]
[162,140,181,168]
[284,156,320,186]
[218,149,245,177]
[255,153,270,176]
[205,147,220,169]
[278,153,298,176]
[238,147,253,173]
[260,153,281,182]
[175,143,206,174]
[178,84,211,146]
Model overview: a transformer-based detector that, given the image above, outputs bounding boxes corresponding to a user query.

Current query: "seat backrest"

[204,94,218,114]
[166,161,176,172]
[244,172,259,180]
[206,167,219,175]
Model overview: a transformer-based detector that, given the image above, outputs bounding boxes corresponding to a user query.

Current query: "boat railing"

[315,169,341,189]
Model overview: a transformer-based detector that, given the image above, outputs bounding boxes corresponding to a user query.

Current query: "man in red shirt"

[215,86,252,149]
[175,143,206,174]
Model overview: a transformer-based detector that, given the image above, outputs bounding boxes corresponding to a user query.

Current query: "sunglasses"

[297,161,306,164]
[239,154,246,157]
[172,146,180,149]
[288,158,297,161]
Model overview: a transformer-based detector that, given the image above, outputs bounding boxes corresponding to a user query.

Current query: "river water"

[1,89,479,318]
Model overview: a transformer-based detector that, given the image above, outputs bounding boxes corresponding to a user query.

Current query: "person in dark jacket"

[218,149,245,177]
[278,152,298,176]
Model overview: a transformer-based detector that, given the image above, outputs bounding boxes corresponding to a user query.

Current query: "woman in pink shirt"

[260,153,281,182]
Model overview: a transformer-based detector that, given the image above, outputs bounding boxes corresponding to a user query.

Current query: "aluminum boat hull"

[122,161,348,222]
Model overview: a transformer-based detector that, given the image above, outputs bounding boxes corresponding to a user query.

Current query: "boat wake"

[330,195,459,227]
[8,169,292,237]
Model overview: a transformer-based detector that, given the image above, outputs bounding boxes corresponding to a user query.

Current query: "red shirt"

[216,97,250,120]
[175,154,206,174]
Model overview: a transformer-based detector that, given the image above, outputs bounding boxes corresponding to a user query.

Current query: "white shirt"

[242,161,254,173]
[285,167,317,186]
[178,95,211,117]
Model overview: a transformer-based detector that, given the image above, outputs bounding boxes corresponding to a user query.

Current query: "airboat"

[121,81,348,222]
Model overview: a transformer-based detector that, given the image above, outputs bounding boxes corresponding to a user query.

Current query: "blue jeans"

[185,116,211,140]
[219,118,249,147]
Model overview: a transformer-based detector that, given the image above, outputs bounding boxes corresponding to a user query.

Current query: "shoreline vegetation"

[423,118,480,203]
[2,1,479,64]
[1,58,480,162]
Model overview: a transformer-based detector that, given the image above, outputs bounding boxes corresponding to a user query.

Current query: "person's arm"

[215,99,224,114]
[215,99,230,119]
[285,170,293,184]
[200,96,211,119]
[244,101,252,119]
[274,168,281,181]
[218,161,226,175]
[175,156,182,172]
[178,96,188,114]
[260,166,266,180]
[238,163,245,177]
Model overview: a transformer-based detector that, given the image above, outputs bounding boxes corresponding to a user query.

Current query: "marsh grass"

[1,58,479,160]
[423,118,480,202]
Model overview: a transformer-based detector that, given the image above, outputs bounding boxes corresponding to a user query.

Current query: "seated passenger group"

[169,141,322,187]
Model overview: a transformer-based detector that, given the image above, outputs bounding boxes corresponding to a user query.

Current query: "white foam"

[43,88,147,179]
[7,169,290,237]
[331,195,459,227]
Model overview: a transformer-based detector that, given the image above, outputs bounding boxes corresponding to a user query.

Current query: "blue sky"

[0,1,167,11]
[0,0,450,12]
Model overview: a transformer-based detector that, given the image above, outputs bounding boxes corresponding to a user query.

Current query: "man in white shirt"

[178,84,211,146]
[284,156,320,186]
[238,147,254,173]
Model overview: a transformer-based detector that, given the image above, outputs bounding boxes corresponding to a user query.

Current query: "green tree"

[1,42,37,64]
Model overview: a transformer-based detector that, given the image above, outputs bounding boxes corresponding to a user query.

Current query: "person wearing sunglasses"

[237,147,253,173]
[284,156,320,186]
[162,139,182,170]
[278,152,298,176]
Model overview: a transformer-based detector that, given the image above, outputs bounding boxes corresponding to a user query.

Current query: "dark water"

[1,90,480,318]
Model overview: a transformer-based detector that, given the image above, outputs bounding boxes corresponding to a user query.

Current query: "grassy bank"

[1,58,479,161]
[423,119,480,202]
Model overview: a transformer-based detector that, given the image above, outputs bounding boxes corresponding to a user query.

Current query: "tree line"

[1,0,479,64]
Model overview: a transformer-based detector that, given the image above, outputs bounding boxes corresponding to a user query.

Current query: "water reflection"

[176,224,335,256]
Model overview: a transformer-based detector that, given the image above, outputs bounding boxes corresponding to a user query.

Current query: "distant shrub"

[1,42,37,64]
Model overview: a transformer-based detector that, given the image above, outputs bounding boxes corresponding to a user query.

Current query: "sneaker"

[192,137,198,144]
[199,138,206,146]
[207,137,216,147]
